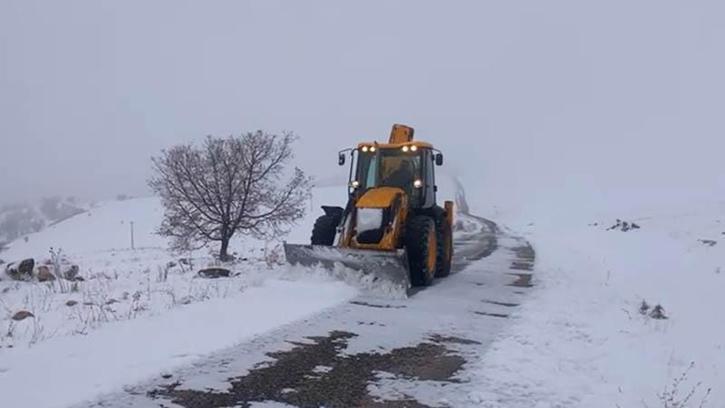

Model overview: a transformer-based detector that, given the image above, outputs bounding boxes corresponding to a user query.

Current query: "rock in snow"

[5,258,34,280]
[11,310,34,321]
[198,267,231,279]
[36,265,56,282]
[63,264,80,280]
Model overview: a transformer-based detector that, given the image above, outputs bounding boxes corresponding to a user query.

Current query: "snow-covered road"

[85,214,536,408]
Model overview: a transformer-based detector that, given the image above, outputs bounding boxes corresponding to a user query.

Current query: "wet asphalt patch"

[149,330,466,408]
[473,311,510,319]
[429,334,482,346]
[512,244,535,261]
[510,243,536,271]
[357,321,386,327]
[482,299,519,307]
[511,261,534,271]
[350,301,406,309]
[507,272,533,288]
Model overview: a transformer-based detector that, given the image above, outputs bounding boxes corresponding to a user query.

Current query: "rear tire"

[311,214,340,246]
[406,215,437,286]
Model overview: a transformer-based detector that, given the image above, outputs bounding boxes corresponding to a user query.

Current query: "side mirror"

[338,153,346,166]
[435,153,444,166]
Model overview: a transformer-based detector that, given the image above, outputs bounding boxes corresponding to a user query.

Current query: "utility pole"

[130,221,135,250]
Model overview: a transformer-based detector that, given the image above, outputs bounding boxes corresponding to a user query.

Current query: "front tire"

[406,215,437,286]
[311,214,339,246]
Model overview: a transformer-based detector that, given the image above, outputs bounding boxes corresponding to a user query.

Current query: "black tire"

[311,214,339,246]
[435,214,453,278]
[405,215,437,287]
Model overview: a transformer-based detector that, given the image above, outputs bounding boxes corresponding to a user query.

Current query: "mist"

[1,0,723,208]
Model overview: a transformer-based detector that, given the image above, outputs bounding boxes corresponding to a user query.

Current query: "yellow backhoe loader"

[284,124,454,296]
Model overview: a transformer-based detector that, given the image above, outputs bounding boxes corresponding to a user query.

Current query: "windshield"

[356,149,422,192]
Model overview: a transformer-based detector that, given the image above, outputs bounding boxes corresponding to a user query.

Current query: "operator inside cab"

[382,159,414,189]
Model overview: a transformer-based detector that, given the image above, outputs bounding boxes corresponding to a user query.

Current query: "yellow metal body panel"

[357,124,434,150]
[356,187,404,209]
[444,200,454,229]
[389,124,414,144]
[341,187,409,251]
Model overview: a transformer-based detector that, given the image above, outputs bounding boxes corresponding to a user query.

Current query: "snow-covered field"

[1,177,723,408]
[0,188,358,408]
[468,199,725,407]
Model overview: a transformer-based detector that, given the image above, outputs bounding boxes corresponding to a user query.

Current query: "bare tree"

[149,131,311,261]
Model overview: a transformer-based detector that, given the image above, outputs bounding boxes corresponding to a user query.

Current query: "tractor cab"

[339,124,444,209]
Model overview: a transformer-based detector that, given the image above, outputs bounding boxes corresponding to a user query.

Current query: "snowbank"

[0,277,355,408]
[0,190,359,408]
[466,201,725,407]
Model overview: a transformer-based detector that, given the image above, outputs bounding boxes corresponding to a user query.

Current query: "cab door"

[421,149,437,209]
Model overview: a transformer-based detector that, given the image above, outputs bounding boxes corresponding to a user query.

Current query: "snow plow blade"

[283,243,411,298]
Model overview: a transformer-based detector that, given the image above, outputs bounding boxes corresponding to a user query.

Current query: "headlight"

[370,146,376,152]
[402,145,410,152]
[361,146,369,153]
[413,179,423,188]
[410,145,418,152]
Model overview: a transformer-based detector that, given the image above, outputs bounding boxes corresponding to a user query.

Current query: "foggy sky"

[1,0,723,208]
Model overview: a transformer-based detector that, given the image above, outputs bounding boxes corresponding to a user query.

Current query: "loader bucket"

[283,243,411,298]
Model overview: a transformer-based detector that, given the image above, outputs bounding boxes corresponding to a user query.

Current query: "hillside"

[0,197,85,251]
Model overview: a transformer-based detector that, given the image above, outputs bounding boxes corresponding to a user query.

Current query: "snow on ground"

[0,278,354,408]
[0,188,358,408]
[466,199,725,407]
[4,168,721,407]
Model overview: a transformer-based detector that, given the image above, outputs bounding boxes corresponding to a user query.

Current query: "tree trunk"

[219,238,230,262]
